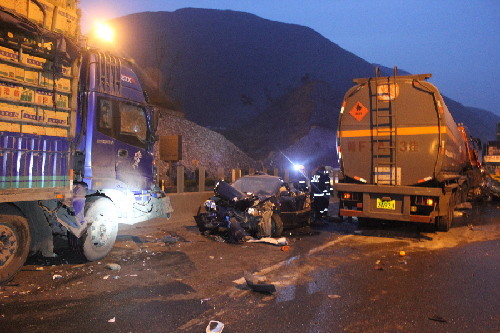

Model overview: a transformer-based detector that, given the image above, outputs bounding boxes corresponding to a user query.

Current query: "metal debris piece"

[428,315,447,323]
[244,272,276,294]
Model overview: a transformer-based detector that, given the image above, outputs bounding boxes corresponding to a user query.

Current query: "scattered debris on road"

[428,315,447,323]
[246,237,288,246]
[206,320,224,333]
[244,272,276,294]
[105,263,121,271]
[162,235,177,244]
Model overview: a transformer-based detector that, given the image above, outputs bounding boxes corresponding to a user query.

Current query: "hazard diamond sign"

[349,101,368,122]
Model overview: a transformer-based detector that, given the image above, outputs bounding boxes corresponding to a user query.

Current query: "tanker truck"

[334,69,482,231]
[0,0,170,283]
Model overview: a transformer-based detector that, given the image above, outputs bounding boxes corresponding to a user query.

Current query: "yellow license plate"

[376,198,396,210]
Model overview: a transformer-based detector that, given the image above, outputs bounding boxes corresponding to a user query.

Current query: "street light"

[92,21,115,44]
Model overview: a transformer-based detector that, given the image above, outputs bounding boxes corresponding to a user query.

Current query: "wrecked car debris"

[244,272,276,294]
[195,174,311,242]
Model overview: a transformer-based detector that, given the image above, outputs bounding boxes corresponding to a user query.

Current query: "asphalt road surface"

[1,201,498,333]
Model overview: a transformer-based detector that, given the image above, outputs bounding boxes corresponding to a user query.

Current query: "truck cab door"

[112,101,152,191]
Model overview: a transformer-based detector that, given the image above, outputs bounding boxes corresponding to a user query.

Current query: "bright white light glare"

[293,164,304,171]
[93,21,114,43]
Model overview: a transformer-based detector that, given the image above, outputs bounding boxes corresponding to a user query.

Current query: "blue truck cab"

[0,1,170,283]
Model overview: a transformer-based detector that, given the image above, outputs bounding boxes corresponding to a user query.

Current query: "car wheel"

[271,214,283,237]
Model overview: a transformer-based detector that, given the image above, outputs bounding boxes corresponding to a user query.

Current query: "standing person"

[310,166,331,222]
[291,164,309,192]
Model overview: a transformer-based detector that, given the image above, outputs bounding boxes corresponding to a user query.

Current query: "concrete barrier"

[166,191,212,220]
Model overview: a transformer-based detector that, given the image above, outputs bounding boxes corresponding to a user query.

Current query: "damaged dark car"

[195,174,311,242]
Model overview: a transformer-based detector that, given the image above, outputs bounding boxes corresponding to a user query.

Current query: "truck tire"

[436,192,455,232]
[0,215,30,284]
[271,214,283,237]
[70,198,118,261]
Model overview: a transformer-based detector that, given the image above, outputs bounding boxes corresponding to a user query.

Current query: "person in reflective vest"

[310,166,331,221]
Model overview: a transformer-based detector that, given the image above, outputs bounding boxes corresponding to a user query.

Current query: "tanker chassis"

[0,1,170,283]
[334,70,481,231]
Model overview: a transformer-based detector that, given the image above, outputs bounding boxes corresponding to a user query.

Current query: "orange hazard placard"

[349,101,368,122]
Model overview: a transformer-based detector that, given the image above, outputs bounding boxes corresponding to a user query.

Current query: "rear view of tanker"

[335,69,482,231]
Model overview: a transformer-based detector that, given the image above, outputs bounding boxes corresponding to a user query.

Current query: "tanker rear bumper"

[335,183,443,223]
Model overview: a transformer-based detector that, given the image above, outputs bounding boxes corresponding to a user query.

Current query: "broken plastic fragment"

[206,320,224,333]
[52,274,62,280]
[108,317,116,323]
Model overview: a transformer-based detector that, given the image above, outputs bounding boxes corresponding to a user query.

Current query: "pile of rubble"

[154,112,259,177]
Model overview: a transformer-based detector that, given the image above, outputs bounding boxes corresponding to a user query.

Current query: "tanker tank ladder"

[370,67,398,185]
[96,52,122,96]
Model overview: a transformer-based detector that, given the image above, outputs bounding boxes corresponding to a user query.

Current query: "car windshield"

[232,175,283,196]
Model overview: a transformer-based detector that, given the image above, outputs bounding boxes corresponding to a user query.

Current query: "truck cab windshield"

[97,97,148,148]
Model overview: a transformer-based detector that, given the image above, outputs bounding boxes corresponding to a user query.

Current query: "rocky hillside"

[107,8,499,170]
[154,111,258,178]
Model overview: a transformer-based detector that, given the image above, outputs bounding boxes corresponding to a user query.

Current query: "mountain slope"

[109,8,499,169]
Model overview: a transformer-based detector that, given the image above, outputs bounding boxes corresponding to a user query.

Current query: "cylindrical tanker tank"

[337,73,467,186]
[334,72,482,230]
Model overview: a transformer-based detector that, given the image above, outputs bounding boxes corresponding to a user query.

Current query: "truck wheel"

[0,215,30,284]
[436,193,455,232]
[271,214,283,237]
[71,198,118,261]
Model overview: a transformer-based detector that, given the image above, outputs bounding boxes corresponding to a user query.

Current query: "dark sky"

[80,0,500,116]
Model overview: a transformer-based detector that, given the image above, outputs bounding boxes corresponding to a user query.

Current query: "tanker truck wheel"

[70,197,118,261]
[0,214,30,284]
[436,192,455,232]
